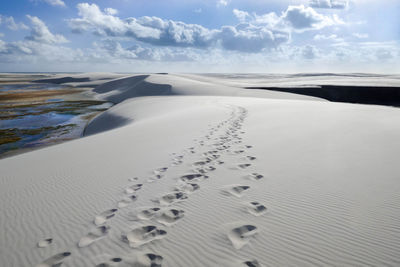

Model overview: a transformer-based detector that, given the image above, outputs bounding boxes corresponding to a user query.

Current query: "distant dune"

[1,73,400,267]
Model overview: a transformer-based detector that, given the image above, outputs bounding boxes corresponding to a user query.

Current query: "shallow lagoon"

[0,83,112,157]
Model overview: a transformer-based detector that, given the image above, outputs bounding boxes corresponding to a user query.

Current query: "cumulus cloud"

[309,0,348,9]
[302,45,318,59]
[69,3,161,39]
[218,24,289,53]
[31,0,66,7]
[69,3,291,53]
[0,39,7,52]
[44,0,66,7]
[233,9,250,23]
[282,5,339,31]
[217,0,229,7]
[104,8,118,16]
[376,49,393,61]
[25,15,68,44]
[69,3,344,53]
[353,33,368,39]
[314,34,343,42]
[0,15,29,31]
[233,5,343,32]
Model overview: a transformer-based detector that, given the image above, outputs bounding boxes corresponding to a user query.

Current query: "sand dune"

[1,73,400,266]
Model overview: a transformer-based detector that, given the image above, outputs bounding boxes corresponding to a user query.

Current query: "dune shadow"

[246,85,400,107]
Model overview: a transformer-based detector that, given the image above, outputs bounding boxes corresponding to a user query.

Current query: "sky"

[0,0,399,73]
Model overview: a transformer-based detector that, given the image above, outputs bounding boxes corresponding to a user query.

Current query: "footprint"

[222,185,250,197]
[180,174,208,183]
[206,166,216,172]
[193,168,207,174]
[78,225,110,248]
[247,202,267,216]
[247,173,264,181]
[94,209,118,226]
[193,160,210,166]
[154,167,168,175]
[228,225,257,249]
[175,183,200,193]
[122,225,167,248]
[193,166,216,174]
[246,156,256,161]
[36,252,71,267]
[37,238,52,248]
[134,253,163,267]
[157,209,185,226]
[243,260,261,267]
[128,207,161,221]
[238,164,251,169]
[157,192,188,206]
[118,195,137,208]
[128,177,139,182]
[208,154,220,160]
[125,184,143,194]
[96,257,123,267]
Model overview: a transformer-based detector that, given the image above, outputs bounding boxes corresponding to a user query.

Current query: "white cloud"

[309,0,348,9]
[218,25,289,53]
[233,6,343,32]
[0,39,7,52]
[104,8,118,16]
[69,4,344,53]
[302,45,318,59]
[314,34,343,42]
[0,15,29,31]
[42,0,66,7]
[375,49,393,61]
[217,0,229,7]
[353,33,368,39]
[25,15,68,44]
[233,9,250,23]
[70,3,161,39]
[282,5,340,31]
[71,3,288,52]
[194,8,202,14]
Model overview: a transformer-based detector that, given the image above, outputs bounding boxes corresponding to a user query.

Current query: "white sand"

[1,74,400,266]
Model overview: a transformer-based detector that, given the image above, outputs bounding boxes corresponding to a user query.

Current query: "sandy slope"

[1,74,400,266]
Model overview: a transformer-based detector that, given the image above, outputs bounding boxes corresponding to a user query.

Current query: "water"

[0,84,112,157]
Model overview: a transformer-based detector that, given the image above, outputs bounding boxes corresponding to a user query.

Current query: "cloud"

[25,15,68,44]
[69,3,344,53]
[0,15,29,31]
[218,24,289,53]
[233,6,343,32]
[282,5,339,31]
[43,0,66,7]
[31,0,66,7]
[104,8,118,16]
[376,49,393,61]
[353,33,368,39]
[309,0,348,9]
[70,3,161,39]
[81,4,286,52]
[233,9,250,23]
[217,0,229,7]
[302,45,318,59]
[313,34,343,42]
[0,39,6,52]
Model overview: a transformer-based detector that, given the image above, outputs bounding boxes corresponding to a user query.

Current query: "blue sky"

[0,0,399,72]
